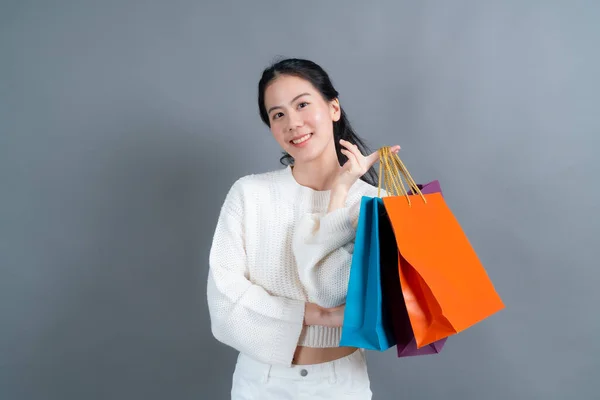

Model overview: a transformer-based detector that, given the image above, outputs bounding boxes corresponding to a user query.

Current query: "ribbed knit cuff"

[269,299,306,367]
[297,325,342,348]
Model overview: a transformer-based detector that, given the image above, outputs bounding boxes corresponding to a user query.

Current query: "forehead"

[264,75,319,107]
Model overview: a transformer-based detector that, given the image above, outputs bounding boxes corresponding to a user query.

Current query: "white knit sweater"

[207,165,381,367]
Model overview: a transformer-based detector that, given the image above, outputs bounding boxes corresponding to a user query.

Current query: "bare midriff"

[292,345,358,365]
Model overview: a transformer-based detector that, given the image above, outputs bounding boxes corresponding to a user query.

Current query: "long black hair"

[257,58,378,186]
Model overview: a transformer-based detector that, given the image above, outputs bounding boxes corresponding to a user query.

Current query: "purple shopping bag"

[380,180,448,357]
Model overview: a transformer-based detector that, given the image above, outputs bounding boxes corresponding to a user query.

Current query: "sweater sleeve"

[291,202,361,308]
[207,180,306,366]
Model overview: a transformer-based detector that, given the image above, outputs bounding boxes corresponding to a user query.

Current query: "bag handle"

[377,146,427,206]
[377,146,405,197]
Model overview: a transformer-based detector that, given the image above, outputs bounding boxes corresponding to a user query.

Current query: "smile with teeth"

[291,133,312,144]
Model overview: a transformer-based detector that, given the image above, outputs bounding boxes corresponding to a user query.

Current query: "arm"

[207,181,343,366]
[292,187,358,308]
[292,140,400,308]
[207,181,305,366]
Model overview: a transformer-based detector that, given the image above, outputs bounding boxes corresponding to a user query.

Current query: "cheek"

[309,107,326,127]
[310,106,334,135]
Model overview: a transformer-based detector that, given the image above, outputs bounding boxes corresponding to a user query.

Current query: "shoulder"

[216,168,285,220]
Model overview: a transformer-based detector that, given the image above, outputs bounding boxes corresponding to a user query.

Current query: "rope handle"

[376,146,427,206]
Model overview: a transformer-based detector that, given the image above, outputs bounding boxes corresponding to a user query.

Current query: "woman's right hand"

[304,302,345,328]
[333,139,401,194]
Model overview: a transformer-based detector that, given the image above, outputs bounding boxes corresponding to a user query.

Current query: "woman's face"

[263,75,340,165]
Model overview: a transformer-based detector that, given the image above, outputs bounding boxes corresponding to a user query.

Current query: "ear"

[329,98,341,122]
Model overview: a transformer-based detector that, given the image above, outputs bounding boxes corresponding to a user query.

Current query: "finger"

[340,148,358,163]
[391,145,401,154]
[340,149,358,171]
[341,139,370,172]
[340,139,363,160]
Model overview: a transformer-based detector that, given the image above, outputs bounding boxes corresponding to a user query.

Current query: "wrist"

[304,302,324,326]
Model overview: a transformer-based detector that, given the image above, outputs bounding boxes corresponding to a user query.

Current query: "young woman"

[207,58,400,399]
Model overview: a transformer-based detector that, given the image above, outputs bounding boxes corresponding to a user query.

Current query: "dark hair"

[257,58,378,186]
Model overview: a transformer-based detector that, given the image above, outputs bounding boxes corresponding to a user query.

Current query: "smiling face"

[263,74,341,165]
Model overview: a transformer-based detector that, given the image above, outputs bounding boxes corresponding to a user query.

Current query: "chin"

[288,148,322,164]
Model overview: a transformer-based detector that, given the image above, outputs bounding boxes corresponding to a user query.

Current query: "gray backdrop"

[1,1,599,399]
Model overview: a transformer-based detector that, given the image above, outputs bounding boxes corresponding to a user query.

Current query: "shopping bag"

[380,148,505,348]
[380,180,448,357]
[339,196,396,351]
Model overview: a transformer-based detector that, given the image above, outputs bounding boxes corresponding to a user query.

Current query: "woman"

[207,58,400,399]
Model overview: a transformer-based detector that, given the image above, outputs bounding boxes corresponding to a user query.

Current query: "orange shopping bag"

[378,147,505,348]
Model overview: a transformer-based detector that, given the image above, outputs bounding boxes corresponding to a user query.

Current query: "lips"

[290,133,312,145]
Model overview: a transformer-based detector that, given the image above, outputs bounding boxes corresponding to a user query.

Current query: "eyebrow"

[267,93,311,115]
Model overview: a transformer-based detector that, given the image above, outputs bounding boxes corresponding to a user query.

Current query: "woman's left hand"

[334,139,400,193]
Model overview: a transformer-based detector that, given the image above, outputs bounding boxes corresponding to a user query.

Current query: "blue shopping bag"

[339,196,396,351]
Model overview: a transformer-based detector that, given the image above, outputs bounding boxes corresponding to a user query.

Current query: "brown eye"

[272,112,284,120]
[298,102,309,109]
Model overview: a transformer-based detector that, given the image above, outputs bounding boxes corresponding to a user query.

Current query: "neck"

[291,142,340,191]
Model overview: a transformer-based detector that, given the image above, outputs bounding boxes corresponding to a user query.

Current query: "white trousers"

[231,349,372,399]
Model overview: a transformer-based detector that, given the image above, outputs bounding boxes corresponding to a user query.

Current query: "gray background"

[1,1,599,399]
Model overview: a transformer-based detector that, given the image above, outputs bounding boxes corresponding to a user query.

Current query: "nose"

[285,110,303,132]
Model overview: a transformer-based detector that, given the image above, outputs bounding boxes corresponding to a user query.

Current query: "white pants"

[231,349,372,399]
